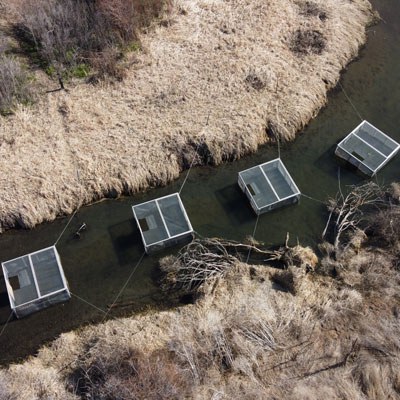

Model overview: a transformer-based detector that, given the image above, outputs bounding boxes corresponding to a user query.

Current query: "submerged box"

[1,246,70,318]
[335,120,400,176]
[238,158,300,215]
[132,193,194,254]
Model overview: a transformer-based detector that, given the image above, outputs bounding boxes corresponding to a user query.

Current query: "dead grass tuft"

[285,244,318,269]
[270,267,297,294]
[298,1,328,21]
[389,182,400,204]
[245,71,266,91]
[0,55,32,115]
[72,347,191,399]
[291,29,327,55]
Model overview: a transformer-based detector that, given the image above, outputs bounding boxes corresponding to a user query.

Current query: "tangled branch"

[160,237,285,292]
[160,236,317,292]
[322,182,385,249]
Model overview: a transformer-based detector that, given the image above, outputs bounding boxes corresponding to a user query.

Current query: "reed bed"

[0,0,374,230]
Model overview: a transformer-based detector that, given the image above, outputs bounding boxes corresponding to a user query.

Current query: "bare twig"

[160,237,287,291]
[323,182,385,249]
[160,236,312,292]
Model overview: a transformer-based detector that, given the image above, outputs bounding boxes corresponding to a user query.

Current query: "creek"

[0,0,398,365]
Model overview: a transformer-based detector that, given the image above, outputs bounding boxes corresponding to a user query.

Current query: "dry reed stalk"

[0,0,374,230]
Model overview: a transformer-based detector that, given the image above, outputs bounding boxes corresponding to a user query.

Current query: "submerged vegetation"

[0,182,399,399]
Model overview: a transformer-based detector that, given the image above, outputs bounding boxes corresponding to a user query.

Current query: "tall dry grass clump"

[0,0,375,231]
[0,34,32,115]
[0,55,31,114]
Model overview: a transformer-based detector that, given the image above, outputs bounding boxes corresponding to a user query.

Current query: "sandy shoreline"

[0,0,374,231]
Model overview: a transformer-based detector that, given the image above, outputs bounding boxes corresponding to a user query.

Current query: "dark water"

[0,0,399,365]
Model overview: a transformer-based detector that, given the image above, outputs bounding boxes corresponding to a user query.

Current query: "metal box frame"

[238,158,300,215]
[1,246,70,318]
[336,120,400,176]
[132,193,193,254]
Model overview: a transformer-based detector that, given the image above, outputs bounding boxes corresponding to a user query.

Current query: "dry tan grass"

[1,239,399,399]
[0,0,374,230]
[1,192,400,399]
[1,193,399,399]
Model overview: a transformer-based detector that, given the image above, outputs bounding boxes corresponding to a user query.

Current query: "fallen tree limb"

[160,236,317,292]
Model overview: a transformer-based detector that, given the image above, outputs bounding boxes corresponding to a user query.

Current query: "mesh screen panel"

[3,256,38,306]
[158,196,190,237]
[134,201,169,245]
[239,159,299,213]
[31,248,65,297]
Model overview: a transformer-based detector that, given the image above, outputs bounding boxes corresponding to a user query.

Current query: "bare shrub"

[0,31,32,113]
[74,347,191,399]
[367,206,400,247]
[290,29,326,55]
[19,0,95,68]
[135,0,173,28]
[16,0,171,78]
[160,237,292,292]
[322,182,384,250]
[319,182,400,281]
[160,238,239,292]
[0,55,32,114]
[88,47,127,82]
[96,0,137,42]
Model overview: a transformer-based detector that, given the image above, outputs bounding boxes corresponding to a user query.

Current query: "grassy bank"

[0,183,399,399]
[0,0,374,231]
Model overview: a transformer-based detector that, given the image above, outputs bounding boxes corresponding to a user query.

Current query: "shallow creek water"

[0,0,399,364]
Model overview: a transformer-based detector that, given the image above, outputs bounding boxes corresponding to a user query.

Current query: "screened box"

[335,120,400,176]
[132,193,193,254]
[1,246,70,318]
[238,158,300,215]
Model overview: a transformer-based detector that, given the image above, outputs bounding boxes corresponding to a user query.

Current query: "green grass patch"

[70,63,90,78]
